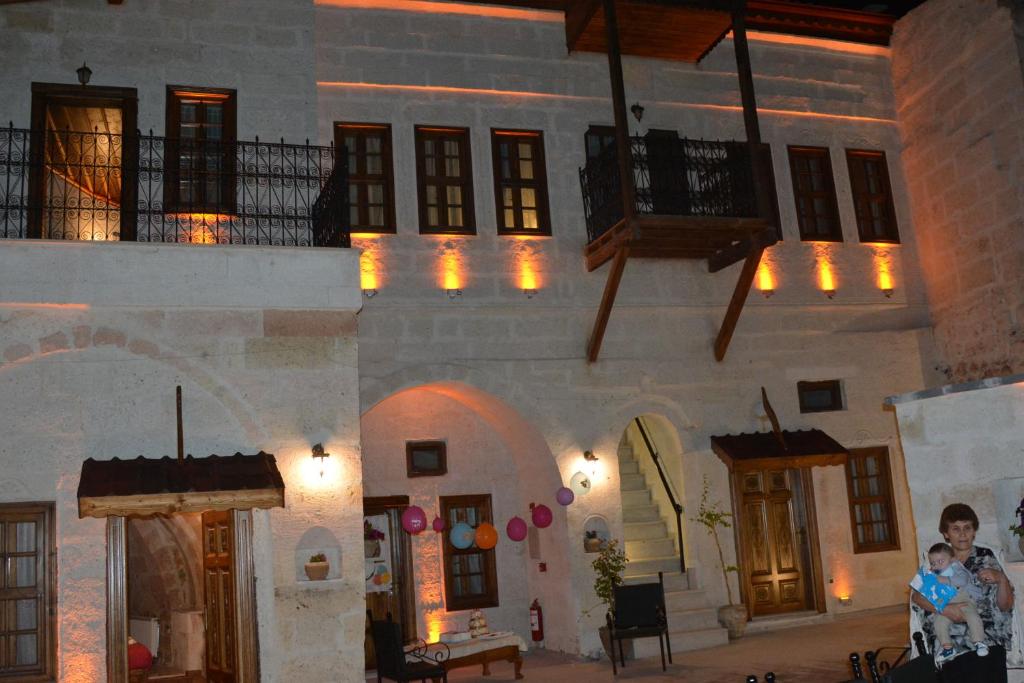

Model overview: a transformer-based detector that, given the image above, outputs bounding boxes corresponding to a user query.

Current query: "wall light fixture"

[311,443,331,478]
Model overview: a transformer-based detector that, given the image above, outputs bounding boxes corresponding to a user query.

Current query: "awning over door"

[710,429,848,472]
[77,451,286,518]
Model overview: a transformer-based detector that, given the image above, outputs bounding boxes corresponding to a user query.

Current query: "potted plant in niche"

[591,539,627,658]
[1009,498,1024,557]
[305,552,330,581]
[692,475,746,639]
[364,519,385,558]
[584,530,603,553]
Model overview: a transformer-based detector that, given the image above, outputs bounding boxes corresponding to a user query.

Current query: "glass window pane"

[444,154,460,177]
[15,523,35,552]
[368,206,384,226]
[15,634,37,666]
[367,184,384,204]
[504,209,515,227]
[15,599,37,630]
[426,185,437,205]
[469,575,483,594]
[367,136,382,154]
[180,104,197,124]
[502,187,514,208]
[448,206,463,227]
[520,188,536,209]
[446,186,462,207]
[522,209,538,229]
[11,557,35,588]
[519,159,533,180]
[518,142,533,160]
[428,206,439,226]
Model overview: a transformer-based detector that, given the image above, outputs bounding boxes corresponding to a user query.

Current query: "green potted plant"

[692,475,746,639]
[584,530,603,553]
[304,552,329,581]
[591,539,627,658]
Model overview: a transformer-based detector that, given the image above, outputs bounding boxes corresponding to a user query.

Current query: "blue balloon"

[450,522,476,550]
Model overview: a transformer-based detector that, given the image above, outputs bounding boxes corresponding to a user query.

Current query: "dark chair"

[366,610,449,683]
[845,633,937,683]
[606,572,671,675]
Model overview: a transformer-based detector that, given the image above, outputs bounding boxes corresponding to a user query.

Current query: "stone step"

[664,587,713,612]
[618,459,639,475]
[631,625,730,659]
[619,473,646,491]
[664,605,721,632]
[622,506,660,523]
[624,556,680,576]
[625,537,677,561]
[623,520,669,540]
[623,571,691,593]
[621,488,651,508]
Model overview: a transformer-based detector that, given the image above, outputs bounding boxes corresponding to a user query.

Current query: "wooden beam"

[707,227,777,272]
[79,487,285,518]
[603,0,637,223]
[584,218,629,271]
[565,0,600,52]
[713,245,763,362]
[587,243,630,363]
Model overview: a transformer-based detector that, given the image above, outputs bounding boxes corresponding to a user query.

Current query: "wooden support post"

[603,0,637,224]
[587,244,630,363]
[713,246,763,362]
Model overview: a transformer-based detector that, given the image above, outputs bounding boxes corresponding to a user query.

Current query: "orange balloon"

[475,522,498,550]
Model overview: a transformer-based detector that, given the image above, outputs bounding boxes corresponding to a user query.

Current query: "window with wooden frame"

[584,125,616,164]
[797,379,844,413]
[334,123,396,234]
[415,126,475,234]
[440,494,498,611]
[845,447,900,553]
[0,503,55,680]
[406,440,447,478]
[491,130,551,235]
[165,86,237,213]
[788,146,842,242]
[846,149,899,244]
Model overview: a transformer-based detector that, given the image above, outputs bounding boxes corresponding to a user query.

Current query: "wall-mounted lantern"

[311,443,331,478]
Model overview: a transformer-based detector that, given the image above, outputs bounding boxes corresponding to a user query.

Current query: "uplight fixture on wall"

[446,288,462,300]
[523,288,537,299]
[311,443,331,478]
[363,288,378,298]
[882,287,894,298]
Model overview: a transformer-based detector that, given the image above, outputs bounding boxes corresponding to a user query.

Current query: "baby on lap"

[926,542,988,662]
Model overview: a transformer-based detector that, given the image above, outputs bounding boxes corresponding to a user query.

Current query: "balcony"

[0,126,348,248]
[579,135,772,271]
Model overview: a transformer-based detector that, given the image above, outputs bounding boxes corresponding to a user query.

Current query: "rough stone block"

[262,310,357,338]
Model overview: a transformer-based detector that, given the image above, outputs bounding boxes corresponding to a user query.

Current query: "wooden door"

[202,511,236,683]
[738,469,810,616]
[363,497,416,670]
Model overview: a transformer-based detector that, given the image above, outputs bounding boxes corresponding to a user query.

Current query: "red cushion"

[128,642,153,670]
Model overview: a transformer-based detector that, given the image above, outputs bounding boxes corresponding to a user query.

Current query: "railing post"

[602,0,636,224]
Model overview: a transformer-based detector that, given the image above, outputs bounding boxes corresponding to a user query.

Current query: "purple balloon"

[401,505,427,535]
[432,515,445,533]
[506,516,528,542]
[555,486,574,506]
[531,504,553,529]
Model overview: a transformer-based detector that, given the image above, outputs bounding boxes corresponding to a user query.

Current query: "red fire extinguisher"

[530,599,544,642]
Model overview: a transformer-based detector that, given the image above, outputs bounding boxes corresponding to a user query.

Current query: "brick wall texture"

[892,0,1024,382]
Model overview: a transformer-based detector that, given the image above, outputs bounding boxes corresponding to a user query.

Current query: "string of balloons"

[399,486,576,549]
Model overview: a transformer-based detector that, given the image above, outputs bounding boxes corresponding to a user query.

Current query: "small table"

[414,632,526,679]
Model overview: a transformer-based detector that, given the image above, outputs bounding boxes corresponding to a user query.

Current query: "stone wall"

[891,0,1024,382]
[0,239,363,682]
[323,2,940,653]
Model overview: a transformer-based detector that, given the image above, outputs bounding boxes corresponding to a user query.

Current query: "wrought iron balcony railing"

[579,136,759,243]
[0,125,349,248]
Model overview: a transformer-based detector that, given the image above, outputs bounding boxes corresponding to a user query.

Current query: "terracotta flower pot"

[717,604,748,639]
[365,539,381,558]
[304,561,330,581]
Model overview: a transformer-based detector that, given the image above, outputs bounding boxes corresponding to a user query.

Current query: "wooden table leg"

[482,660,491,676]
[514,653,523,679]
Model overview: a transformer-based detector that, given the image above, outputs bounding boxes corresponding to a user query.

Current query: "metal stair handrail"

[633,416,686,573]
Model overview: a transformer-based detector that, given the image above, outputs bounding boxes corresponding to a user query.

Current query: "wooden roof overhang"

[710,429,849,472]
[77,452,286,518]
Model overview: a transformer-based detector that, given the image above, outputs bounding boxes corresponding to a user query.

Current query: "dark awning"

[710,429,848,471]
[77,452,286,518]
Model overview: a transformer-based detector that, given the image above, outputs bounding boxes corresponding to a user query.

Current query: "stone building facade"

[0,0,1020,681]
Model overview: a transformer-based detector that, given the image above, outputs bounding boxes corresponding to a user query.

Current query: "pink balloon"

[555,486,574,506]
[531,504,553,529]
[432,515,445,533]
[401,505,427,535]
[506,516,528,542]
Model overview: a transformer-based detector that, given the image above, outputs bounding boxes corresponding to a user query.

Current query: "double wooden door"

[363,497,417,671]
[736,468,819,617]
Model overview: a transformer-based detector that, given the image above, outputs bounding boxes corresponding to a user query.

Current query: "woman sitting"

[911,503,1014,679]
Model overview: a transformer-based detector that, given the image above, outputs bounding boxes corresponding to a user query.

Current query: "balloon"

[555,486,574,506]
[475,522,498,550]
[506,516,528,542]
[531,504,553,529]
[432,515,445,533]
[401,506,428,535]
[450,522,476,549]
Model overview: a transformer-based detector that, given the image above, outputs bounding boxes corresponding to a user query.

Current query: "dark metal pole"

[176,385,184,465]
[602,0,636,222]
[731,3,774,224]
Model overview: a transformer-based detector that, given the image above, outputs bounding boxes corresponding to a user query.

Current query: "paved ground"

[424,605,907,682]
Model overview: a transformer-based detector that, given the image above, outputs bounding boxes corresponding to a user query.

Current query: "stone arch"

[360,380,577,654]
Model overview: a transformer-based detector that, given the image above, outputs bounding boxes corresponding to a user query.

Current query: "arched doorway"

[359,382,575,659]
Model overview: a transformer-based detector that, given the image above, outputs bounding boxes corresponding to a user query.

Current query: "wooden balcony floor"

[584,214,771,272]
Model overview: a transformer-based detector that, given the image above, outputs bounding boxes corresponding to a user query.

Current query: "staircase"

[618,442,730,657]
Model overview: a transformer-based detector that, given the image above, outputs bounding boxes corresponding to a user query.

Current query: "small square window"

[406,441,447,477]
[797,380,844,413]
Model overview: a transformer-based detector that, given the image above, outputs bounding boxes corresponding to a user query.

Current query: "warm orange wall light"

[436,241,466,297]
[355,237,383,294]
[872,246,896,297]
[315,0,562,22]
[756,261,775,297]
[813,244,837,298]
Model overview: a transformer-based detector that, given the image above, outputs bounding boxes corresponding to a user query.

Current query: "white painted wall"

[0,240,364,682]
